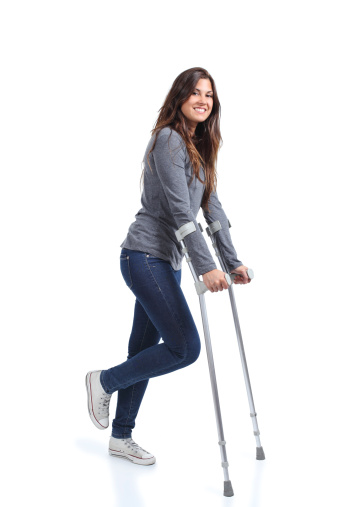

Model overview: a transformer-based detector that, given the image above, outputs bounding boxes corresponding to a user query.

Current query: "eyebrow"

[195,88,213,94]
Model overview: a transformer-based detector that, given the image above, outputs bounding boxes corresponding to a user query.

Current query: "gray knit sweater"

[120,127,242,277]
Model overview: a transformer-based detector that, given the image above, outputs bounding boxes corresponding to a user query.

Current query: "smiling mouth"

[194,108,206,114]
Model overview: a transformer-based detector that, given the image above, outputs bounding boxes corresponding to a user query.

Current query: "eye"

[192,92,213,98]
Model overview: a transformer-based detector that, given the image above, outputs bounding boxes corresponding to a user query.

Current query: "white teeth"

[194,108,206,113]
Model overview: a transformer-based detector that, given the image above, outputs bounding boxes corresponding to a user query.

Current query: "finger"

[221,279,229,290]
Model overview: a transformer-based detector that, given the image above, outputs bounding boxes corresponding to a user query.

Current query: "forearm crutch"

[175,221,234,497]
[205,219,265,461]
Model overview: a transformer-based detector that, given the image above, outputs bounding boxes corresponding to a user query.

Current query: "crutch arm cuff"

[206,220,222,236]
[175,221,196,241]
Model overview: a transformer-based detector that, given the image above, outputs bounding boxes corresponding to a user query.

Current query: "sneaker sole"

[108,448,156,466]
[85,371,109,430]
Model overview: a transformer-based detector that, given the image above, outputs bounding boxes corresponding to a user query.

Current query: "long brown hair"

[140,67,223,212]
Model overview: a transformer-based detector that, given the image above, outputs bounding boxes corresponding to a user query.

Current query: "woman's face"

[180,78,214,134]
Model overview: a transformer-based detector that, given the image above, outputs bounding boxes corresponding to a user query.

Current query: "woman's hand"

[202,269,229,293]
[230,265,251,284]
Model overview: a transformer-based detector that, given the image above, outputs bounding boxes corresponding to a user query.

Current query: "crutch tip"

[223,480,234,497]
[256,446,265,460]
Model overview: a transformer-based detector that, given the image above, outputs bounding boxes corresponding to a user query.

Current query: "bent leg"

[101,249,201,394]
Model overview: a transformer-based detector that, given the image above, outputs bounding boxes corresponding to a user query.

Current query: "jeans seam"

[139,316,150,351]
[120,257,133,289]
[144,254,188,354]
[123,384,136,436]
[127,257,133,288]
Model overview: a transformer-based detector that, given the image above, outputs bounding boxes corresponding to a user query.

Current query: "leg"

[111,298,161,439]
[101,248,201,394]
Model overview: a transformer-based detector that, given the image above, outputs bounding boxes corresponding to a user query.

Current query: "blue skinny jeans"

[100,247,201,439]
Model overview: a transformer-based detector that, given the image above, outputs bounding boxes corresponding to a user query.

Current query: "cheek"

[182,101,193,115]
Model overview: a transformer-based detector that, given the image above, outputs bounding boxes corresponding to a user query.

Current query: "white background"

[1,1,337,505]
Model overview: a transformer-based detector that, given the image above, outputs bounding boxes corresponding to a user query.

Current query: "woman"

[86,67,251,466]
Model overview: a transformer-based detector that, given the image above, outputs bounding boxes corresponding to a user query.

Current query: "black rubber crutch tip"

[256,446,265,460]
[223,480,234,497]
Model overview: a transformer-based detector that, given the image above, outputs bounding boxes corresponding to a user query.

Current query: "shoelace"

[99,392,112,415]
[126,438,147,453]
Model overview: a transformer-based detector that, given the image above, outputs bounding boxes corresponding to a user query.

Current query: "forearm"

[202,191,242,272]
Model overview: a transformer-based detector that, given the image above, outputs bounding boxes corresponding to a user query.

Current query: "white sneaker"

[85,370,112,430]
[108,436,156,466]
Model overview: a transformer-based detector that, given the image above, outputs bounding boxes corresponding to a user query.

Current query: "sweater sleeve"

[202,189,243,272]
[151,129,217,277]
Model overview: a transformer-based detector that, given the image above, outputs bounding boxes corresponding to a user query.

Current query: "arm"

[151,129,217,277]
[202,189,243,272]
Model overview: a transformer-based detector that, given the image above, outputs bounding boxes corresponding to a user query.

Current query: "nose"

[195,98,208,106]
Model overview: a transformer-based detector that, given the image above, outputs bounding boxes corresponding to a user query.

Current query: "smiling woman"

[86,66,249,470]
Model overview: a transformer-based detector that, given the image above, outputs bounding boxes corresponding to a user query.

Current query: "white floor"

[35,363,336,507]
[9,294,337,507]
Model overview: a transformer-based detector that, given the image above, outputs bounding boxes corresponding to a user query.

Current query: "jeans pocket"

[120,253,133,288]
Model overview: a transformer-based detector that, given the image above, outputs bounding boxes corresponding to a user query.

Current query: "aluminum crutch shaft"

[205,220,265,460]
[175,221,234,497]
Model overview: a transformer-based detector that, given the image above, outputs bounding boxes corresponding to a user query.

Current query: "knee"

[166,330,201,366]
[183,335,201,366]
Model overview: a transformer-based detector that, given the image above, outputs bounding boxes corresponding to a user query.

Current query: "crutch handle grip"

[225,273,232,285]
[229,268,254,282]
[196,273,232,294]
